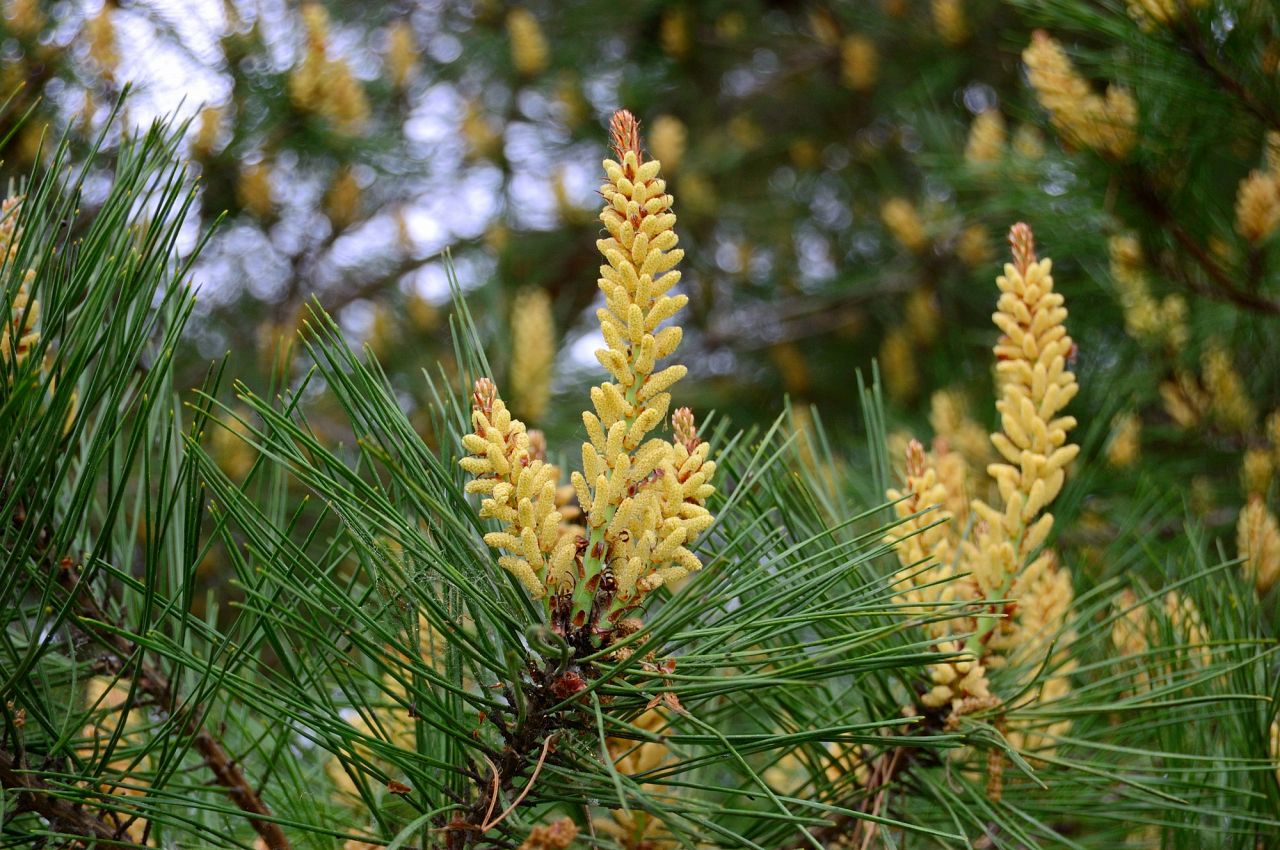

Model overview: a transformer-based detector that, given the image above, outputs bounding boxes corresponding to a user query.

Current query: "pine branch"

[0,748,134,848]
[55,560,292,850]
[704,273,919,351]
[1124,172,1280,315]
[1058,505,1238,547]
[777,745,916,850]
[442,660,584,850]
[1174,20,1280,131]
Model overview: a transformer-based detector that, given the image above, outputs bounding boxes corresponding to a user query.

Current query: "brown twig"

[316,251,438,316]
[1059,505,1239,548]
[1124,173,1280,316]
[57,562,292,850]
[440,653,604,850]
[1175,20,1279,131]
[856,746,905,850]
[703,273,919,352]
[478,752,502,829]
[777,744,917,850]
[0,748,133,848]
[480,734,556,832]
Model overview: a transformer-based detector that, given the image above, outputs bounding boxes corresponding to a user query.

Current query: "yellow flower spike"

[1243,449,1274,498]
[79,677,152,843]
[966,109,1006,164]
[2,269,38,368]
[885,224,1078,744]
[594,709,675,847]
[716,11,746,42]
[210,407,257,481]
[956,224,995,269]
[1110,589,1150,661]
[86,6,118,79]
[289,4,370,135]
[648,116,687,174]
[1235,168,1280,243]
[1108,234,1188,350]
[1271,720,1280,787]
[932,0,969,45]
[554,73,589,130]
[1160,369,1210,429]
[193,106,222,160]
[929,388,991,470]
[881,197,928,253]
[509,288,556,422]
[1012,124,1046,160]
[1202,340,1255,433]
[905,288,941,346]
[1111,589,1210,692]
[1,199,72,443]
[5,0,43,38]
[1238,497,1280,595]
[1126,0,1206,29]
[507,8,549,78]
[932,444,973,528]
[462,101,503,163]
[290,8,330,102]
[460,378,573,599]
[324,610,455,812]
[1266,409,1280,456]
[1106,411,1141,469]
[879,325,919,403]
[323,60,370,135]
[459,112,712,643]
[807,8,840,45]
[769,343,811,399]
[0,205,74,439]
[886,440,958,607]
[840,34,878,92]
[567,117,709,621]
[659,6,690,59]
[324,166,362,231]
[1264,131,1280,174]
[963,224,1079,720]
[237,162,274,219]
[1023,30,1137,159]
[386,21,418,89]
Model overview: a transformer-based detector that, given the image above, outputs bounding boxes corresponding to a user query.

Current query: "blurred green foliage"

[3,0,1278,615]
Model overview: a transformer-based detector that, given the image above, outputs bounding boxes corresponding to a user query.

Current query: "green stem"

[569,514,613,627]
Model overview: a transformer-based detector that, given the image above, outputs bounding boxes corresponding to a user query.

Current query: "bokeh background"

[7,0,1280,597]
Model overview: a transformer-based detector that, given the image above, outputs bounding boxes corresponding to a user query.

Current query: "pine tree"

[3,105,1277,850]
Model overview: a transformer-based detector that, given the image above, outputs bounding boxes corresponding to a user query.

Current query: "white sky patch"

[406,265,454,303]
[399,207,446,255]
[77,0,632,322]
[113,2,228,123]
[566,327,603,369]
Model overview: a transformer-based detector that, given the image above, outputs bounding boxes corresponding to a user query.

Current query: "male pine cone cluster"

[460,110,715,643]
[886,223,1076,744]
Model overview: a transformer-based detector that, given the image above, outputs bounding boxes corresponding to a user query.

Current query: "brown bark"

[0,748,134,848]
[57,562,291,850]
